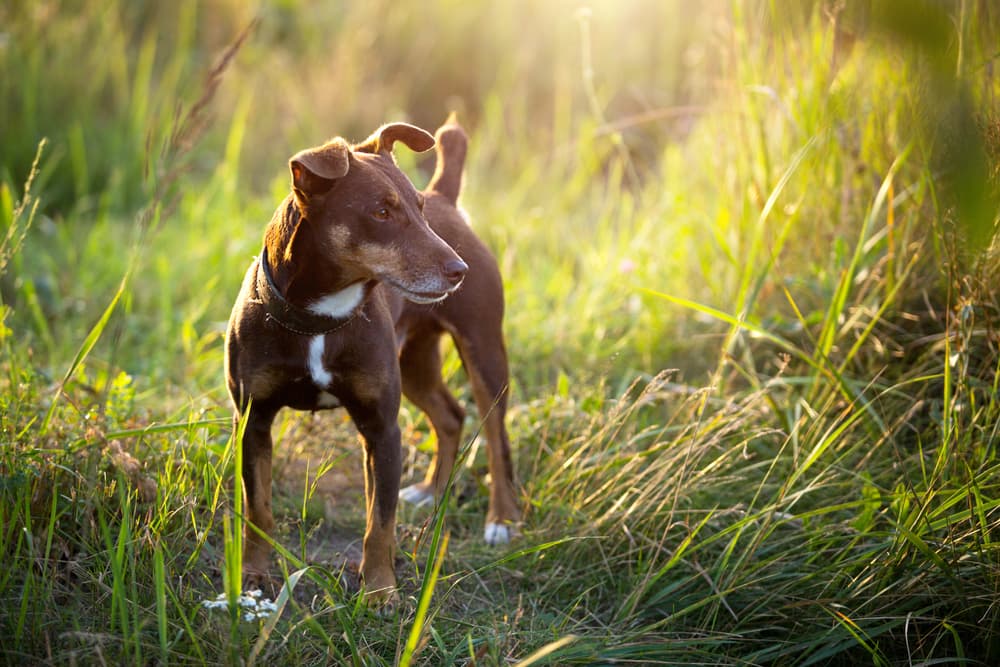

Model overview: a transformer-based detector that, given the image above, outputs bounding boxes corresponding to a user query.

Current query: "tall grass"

[2,0,999,664]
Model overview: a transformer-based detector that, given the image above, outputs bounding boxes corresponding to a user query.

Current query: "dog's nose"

[444,259,468,285]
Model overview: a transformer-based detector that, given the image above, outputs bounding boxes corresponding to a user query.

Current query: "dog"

[224,117,520,602]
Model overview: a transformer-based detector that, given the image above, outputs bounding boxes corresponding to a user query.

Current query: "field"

[2,1,1000,664]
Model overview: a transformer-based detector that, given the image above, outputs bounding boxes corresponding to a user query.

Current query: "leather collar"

[255,246,367,335]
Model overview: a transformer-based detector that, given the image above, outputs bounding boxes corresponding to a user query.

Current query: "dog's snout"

[444,259,468,285]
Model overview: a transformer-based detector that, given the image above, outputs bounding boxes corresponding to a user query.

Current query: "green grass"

[2,0,1000,664]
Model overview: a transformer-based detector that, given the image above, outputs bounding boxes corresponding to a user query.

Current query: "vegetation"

[2,0,999,664]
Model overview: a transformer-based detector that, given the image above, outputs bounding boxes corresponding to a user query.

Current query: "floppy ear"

[289,138,351,202]
[354,122,435,155]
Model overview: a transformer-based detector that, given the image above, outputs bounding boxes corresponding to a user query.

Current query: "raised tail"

[427,112,467,205]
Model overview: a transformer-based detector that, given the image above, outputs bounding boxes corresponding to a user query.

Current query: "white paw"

[399,484,435,507]
[484,522,511,546]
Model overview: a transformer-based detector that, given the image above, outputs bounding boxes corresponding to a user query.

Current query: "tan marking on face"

[359,242,406,276]
[327,225,350,249]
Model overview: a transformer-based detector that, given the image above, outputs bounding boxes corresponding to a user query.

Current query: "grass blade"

[399,531,449,667]
[513,635,579,667]
[154,544,168,664]
[39,273,129,434]
[248,567,309,667]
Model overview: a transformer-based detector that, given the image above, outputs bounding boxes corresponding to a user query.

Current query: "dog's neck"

[257,246,372,336]
[264,198,368,314]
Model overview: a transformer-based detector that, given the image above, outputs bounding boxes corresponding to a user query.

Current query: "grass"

[2,0,1000,664]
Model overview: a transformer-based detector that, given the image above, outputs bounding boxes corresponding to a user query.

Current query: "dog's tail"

[427,112,467,205]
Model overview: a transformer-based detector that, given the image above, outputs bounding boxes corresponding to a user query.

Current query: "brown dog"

[224,117,520,602]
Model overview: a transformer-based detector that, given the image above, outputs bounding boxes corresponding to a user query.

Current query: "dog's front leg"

[238,404,279,588]
[344,390,403,604]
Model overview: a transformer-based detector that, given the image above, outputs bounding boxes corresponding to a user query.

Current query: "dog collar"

[256,247,366,336]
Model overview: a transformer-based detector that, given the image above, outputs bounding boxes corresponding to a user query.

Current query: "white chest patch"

[307,282,365,319]
[308,336,332,388]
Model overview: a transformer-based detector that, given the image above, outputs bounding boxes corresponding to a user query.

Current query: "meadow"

[2,0,999,664]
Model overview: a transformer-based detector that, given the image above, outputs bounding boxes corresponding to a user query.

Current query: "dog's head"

[285,123,467,304]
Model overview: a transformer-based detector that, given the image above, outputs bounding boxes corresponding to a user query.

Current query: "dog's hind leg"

[453,332,521,545]
[398,330,466,506]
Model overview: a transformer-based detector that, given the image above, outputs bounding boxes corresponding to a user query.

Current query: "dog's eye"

[372,207,391,221]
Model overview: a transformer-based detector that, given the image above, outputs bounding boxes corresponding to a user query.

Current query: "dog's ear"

[289,138,351,203]
[354,123,435,155]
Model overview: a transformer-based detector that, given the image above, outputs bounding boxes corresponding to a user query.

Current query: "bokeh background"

[2,1,1000,664]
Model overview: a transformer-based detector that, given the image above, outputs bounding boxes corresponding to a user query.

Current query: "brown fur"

[225,118,520,604]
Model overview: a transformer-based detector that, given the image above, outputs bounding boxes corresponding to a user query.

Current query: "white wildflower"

[201,590,279,622]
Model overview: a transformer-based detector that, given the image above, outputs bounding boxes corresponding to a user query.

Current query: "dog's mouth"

[384,278,464,304]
